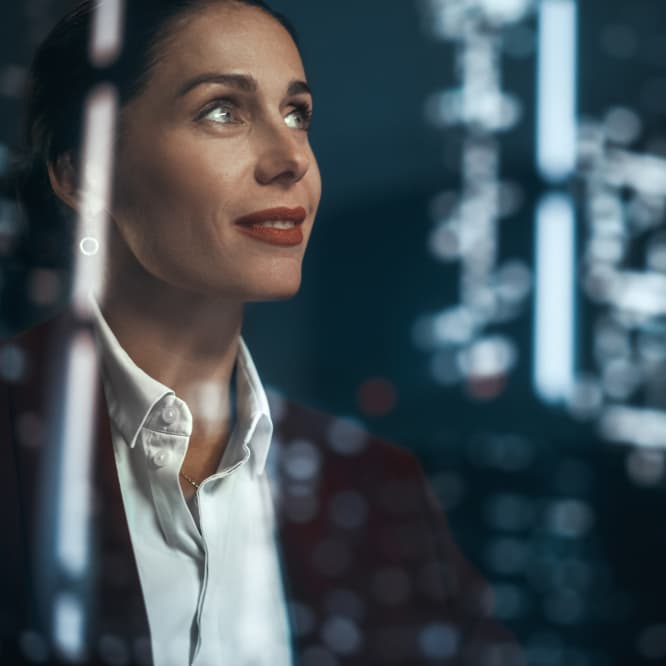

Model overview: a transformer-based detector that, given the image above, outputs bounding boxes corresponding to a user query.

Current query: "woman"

[0,1,519,664]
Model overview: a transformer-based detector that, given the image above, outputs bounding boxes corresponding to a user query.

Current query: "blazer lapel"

[272,404,376,666]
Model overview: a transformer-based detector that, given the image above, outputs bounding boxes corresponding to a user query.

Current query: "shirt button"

[152,449,171,468]
[161,406,178,425]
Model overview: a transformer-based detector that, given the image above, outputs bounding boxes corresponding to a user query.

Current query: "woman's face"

[109,2,321,301]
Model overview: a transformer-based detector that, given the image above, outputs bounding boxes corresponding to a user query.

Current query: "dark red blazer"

[0,314,518,665]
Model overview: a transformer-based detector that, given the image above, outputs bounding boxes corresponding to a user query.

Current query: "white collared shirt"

[90,302,293,666]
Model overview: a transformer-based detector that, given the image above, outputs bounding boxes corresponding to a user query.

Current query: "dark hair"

[5,0,298,271]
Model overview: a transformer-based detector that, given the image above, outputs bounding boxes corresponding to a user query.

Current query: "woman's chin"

[243,271,303,302]
[253,282,302,302]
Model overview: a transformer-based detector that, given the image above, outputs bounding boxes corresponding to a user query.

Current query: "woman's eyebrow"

[177,72,311,98]
[286,80,312,97]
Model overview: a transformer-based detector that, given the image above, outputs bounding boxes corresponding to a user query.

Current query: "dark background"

[2,1,666,663]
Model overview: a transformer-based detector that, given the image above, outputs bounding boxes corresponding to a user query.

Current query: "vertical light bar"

[533,193,576,402]
[56,331,98,577]
[48,3,123,657]
[53,593,86,663]
[89,0,125,67]
[536,0,578,181]
[72,84,117,317]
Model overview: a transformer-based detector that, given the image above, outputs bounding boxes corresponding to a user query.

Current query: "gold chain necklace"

[180,470,201,489]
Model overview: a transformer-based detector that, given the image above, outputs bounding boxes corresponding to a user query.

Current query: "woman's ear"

[47,152,79,212]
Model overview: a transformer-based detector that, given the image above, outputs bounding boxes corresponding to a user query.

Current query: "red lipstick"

[234,206,306,247]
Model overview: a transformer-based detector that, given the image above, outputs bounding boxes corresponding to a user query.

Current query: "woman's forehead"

[152,4,305,89]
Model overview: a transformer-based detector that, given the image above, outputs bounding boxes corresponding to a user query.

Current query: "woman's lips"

[234,206,306,226]
[235,224,304,246]
[234,206,306,247]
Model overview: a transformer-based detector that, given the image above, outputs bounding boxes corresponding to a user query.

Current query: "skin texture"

[50,1,321,497]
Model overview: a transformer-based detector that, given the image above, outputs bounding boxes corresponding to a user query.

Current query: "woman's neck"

[100,257,245,491]
[101,286,243,396]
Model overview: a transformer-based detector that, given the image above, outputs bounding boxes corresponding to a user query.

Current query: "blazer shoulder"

[0,310,77,391]
[0,309,70,344]
[274,395,422,478]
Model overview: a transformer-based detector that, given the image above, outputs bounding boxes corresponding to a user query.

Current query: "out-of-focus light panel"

[73,84,117,317]
[47,0,124,658]
[536,0,578,182]
[89,0,125,67]
[533,193,575,403]
[53,593,86,663]
[56,330,98,578]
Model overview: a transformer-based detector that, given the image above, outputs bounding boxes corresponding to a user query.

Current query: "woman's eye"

[201,101,238,124]
[284,105,313,130]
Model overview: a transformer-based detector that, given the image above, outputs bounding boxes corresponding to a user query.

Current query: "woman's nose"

[254,121,310,187]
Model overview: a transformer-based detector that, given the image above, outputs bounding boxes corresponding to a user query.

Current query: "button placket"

[141,429,201,553]
[152,448,171,468]
[142,430,175,471]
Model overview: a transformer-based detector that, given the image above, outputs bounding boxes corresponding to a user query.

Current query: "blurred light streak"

[536,0,578,181]
[533,193,575,402]
[56,330,98,578]
[89,0,125,67]
[600,406,666,448]
[49,85,117,652]
[73,84,117,317]
[53,593,86,662]
[34,1,126,658]
[419,1,535,396]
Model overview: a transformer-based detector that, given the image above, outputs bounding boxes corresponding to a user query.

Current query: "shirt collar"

[235,337,273,475]
[90,297,172,449]
[89,297,273,476]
